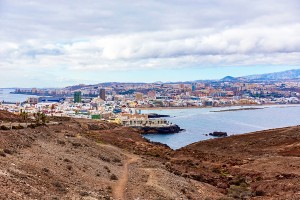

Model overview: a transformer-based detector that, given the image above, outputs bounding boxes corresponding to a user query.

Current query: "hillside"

[172,125,300,199]
[1,110,300,199]
[0,110,23,122]
[219,76,238,82]
[0,111,222,200]
[242,69,300,81]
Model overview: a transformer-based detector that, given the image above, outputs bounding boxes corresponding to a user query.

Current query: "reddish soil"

[0,112,222,200]
[0,110,23,122]
[171,126,300,199]
[1,110,300,199]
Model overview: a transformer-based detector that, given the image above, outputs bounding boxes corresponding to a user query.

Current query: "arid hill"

[0,112,222,200]
[0,110,23,122]
[1,110,300,199]
[170,126,300,199]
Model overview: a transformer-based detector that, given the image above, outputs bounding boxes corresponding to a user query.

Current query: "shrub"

[212,168,221,173]
[53,181,67,192]
[110,174,118,180]
[42,168,49,173]
[63,158,71,163]
[112,158,121,163]
[0,126,10,130]
[227,185,252,199]
[66,165,72,170]
[79,191,89,196]
[106,186,112,192]
[99,155,111,162]
[3,149,13,155]
[71,142,82,148]
[104,166,110,173]
[27,124,36,129]
[254,190,265,196]
[0,152,6,157]
[180,188,186,194]
[57,140,66,145]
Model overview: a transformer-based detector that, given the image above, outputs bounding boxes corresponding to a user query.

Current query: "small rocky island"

[209,131,228,137]
[147,113,170,118]
[137,124,182,134]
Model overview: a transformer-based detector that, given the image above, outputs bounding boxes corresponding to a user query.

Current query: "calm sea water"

[142,105,300,149]
[0,89,37,102]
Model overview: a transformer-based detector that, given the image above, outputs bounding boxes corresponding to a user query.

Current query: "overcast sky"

[1,0,300,87]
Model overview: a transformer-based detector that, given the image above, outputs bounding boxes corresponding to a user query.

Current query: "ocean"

[0,89,37,102]
[142,105,300,149]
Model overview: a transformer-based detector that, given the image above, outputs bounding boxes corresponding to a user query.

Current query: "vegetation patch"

[99,155,111,163]
[110,174,118,180]
[227,185,253,199]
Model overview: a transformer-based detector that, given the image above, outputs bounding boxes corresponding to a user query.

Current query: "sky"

[0,0,300,87]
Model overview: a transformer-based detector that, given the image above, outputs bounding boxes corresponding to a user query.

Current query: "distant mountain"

[220,76,238,82]
[62,69,300,90]
[242,69,300,81]
[217,69,300,82]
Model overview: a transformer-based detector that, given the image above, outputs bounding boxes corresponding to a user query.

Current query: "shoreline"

[138,103,300,111]
[210,107,264,112]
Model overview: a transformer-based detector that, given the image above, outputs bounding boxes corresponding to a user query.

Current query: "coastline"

[141,104,300,149]
[138,103,300,111]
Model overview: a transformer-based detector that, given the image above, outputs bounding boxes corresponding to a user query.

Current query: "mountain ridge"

[241,68,300,81]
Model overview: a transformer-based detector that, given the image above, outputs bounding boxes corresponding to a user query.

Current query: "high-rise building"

[99,89,106,101]
[74,91,82,103]
[27,97,38,104]
[31,88,37,94]
[192,83,196,91]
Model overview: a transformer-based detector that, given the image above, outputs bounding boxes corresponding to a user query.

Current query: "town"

[1,79,299,124]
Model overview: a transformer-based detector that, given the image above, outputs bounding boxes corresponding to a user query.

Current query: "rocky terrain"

[171,126,300,199]
[0,112,222,200]
[0,110,24,123]
[0,110,300,199]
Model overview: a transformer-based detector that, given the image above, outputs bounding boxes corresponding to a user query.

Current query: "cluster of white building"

[1,94,299,122]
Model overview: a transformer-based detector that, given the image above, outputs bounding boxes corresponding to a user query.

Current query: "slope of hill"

[1,111,300,199]
[0,115,222,200]
[172,125,300,199]
[219,76,238,82]
[243,69,300,81]
[0,110,23,122]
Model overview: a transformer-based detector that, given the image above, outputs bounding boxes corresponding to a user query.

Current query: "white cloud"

[0,0,300,86]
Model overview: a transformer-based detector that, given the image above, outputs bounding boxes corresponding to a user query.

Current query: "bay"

[0,89,37,102]
[142,105,300,149]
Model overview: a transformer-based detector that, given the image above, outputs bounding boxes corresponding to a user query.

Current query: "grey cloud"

[0,0,300,85]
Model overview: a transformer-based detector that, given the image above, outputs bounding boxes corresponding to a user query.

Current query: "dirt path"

[100,144,139,200]
[113,156,139,200]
